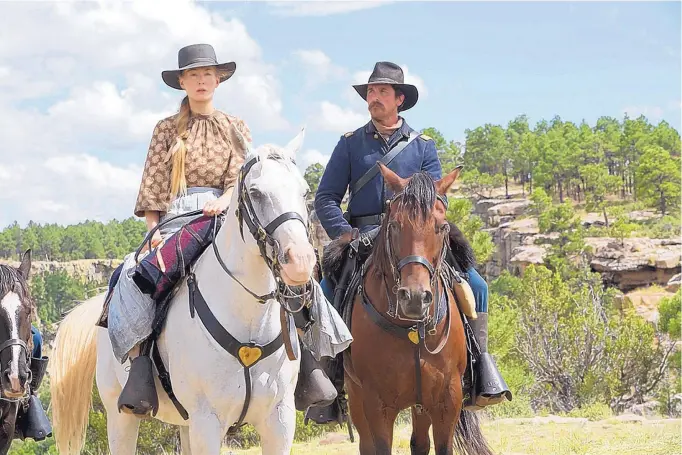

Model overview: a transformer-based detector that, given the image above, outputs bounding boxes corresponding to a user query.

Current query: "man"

[311,61,510,423]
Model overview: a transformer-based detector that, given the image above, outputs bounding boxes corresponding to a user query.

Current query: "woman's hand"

[203,196,230,217]
[140,230,163,254]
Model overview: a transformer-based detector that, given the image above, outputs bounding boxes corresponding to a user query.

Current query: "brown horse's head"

[375,163,462,321]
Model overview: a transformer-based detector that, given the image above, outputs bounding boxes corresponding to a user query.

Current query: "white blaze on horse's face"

[0,292,29,397]
[245,129,316,286]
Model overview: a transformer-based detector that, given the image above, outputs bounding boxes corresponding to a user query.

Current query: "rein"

[228,155,314,312]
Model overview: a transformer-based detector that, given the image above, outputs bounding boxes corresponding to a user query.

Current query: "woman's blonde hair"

[168,66,231,198]
[169,95,191,198]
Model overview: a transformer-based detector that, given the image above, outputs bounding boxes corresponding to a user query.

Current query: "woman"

[109,43,253,416]
[109,44,338,418]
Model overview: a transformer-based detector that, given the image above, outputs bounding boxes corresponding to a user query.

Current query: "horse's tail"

[453,409,495,455]
[49,293,105,455]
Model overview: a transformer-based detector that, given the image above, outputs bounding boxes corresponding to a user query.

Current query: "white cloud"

[0,1,289,226]
[0,154,142,228]
[293,49,349,91]
[268,1,392,17]
[298,149,331,171]
[311,101,368,133]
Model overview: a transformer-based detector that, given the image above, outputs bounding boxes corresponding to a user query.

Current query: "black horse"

[0,250,52,453]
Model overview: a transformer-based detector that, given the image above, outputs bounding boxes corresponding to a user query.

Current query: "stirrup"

[15,395,53,441]
[117,355,159,418]
[294,348,337,411]
[475,352,512,407]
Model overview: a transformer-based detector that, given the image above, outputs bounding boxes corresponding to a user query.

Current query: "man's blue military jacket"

[314,118,442,240]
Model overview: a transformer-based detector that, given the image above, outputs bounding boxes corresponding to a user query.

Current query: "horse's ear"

[19,249,31,280]
[378,162,407,192]
[435,165,463,195]
[284,126,306,157]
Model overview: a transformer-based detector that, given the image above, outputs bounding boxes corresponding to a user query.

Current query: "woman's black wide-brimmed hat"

[352,61,419,112]
[162,44,236,90]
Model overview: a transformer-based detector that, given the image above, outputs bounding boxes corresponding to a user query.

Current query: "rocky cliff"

[0,258,122,284]
[475,199,681,293]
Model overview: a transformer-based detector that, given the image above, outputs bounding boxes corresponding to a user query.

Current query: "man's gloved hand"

[338,228,359,244]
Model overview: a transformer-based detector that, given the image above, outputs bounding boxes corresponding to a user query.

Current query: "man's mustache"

[370,101,384,109]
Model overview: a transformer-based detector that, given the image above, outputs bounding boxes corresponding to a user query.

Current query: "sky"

[0,0,679,228]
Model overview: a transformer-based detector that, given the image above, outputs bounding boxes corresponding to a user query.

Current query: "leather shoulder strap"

[351,131,420,197]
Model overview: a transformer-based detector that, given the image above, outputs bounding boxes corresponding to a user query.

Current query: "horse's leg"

[103,405,142,453]
[0,417,13,455]
[0,436,10,455]
[253,398,296,455]
[346,379,374,454]
[410,407,432,455]
[348,380,398,455]
[179,425,192,455]
[189,411,223,454]
[97,347,141,453]
[431,380,462,455]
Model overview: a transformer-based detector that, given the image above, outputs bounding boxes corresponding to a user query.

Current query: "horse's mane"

[320,172,476,282]
[0,264,32,307]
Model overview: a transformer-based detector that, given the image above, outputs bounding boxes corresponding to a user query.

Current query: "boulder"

[488,200,532,217]
[622,288,675,324]
[582,212,607,228]
[476,198,507,216]
[588,237,681,291]
[667,274,681,293]
[510,245,548,274]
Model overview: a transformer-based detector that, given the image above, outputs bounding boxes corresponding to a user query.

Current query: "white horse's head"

[232,127,315,287]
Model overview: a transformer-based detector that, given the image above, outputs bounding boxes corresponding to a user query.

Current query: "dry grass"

[223,417,681,455]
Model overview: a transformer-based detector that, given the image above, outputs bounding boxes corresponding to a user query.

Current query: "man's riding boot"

[294,345,337,411]
[468,313,512,408]
[15,356,53,441]
[117,341,159,418]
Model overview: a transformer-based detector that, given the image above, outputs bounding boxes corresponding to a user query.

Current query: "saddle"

[96,213,222,329]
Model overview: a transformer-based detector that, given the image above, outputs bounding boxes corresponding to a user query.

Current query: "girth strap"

[151,342,189,420]
[187,273,284,433]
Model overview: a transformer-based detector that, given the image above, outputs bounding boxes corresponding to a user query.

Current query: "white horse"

[49,129,318,454]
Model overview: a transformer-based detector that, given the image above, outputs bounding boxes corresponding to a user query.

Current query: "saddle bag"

[133,214,223,302]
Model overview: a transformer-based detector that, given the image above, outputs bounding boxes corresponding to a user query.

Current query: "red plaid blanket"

[133,215,222,301]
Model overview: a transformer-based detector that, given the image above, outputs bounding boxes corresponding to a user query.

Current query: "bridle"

[0,286,32,403]
[381,190,450,327]
[212,154,314,313]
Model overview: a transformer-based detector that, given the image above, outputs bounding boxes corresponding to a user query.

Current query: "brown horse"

[341,163,494,455]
